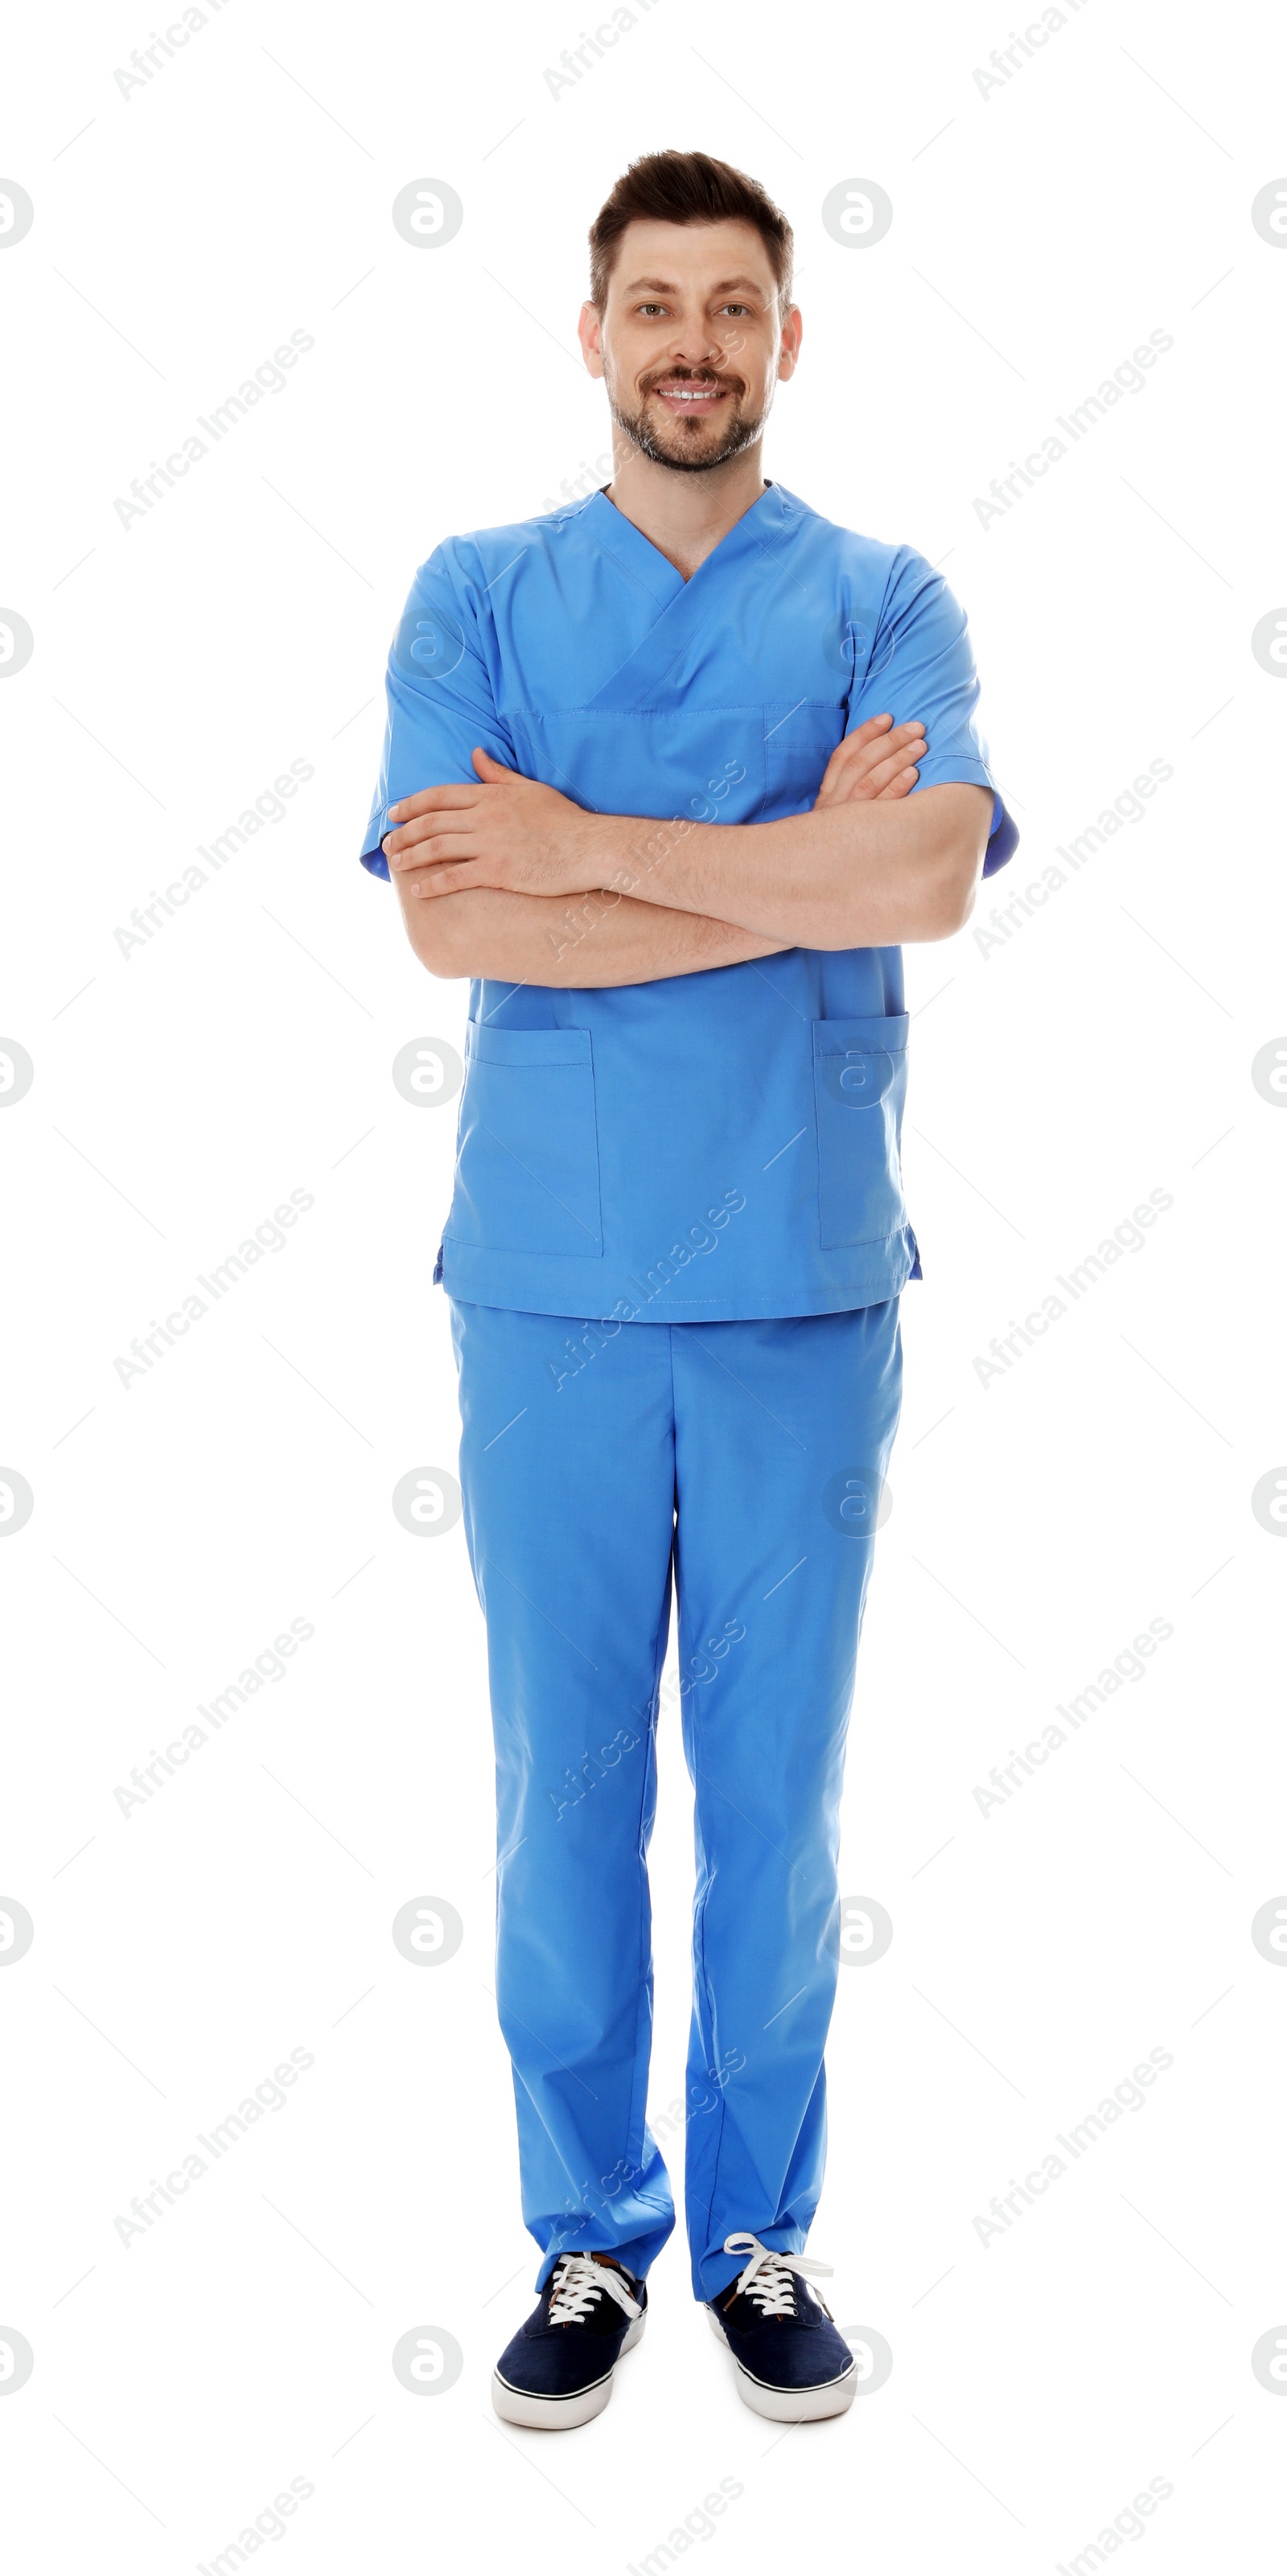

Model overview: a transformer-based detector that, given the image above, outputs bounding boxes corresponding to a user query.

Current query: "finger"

[387,783,484,825]
[389,833,479,871]
[832,719,926,771]
[411,860,490,897]
[816,727,888,790]
[472,746,514,779]
[384,807,480,855]
[816,759,919,810]
[816,736,924,809]
[818,725,924,794]
[861,746,924,795]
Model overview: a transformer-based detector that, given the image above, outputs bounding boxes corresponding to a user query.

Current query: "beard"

[606,374,767,475]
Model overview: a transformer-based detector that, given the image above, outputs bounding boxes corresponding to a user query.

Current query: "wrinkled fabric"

[451,1290,903,2299]
[362,483,1016,1320]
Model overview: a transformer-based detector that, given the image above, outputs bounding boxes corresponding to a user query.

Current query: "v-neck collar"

[582,483,806,713]
[586,479,797,602]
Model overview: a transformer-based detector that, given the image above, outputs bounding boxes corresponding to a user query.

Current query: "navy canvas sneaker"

[705,2232,857,2421]
[492,2250,646,2429]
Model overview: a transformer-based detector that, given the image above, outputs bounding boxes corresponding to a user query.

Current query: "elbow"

[914,838,985,942]
[903,786,992,940]
[411,926,466,982]
[931,865,981,940]
[400,889,469,980]
[419,932,467,982]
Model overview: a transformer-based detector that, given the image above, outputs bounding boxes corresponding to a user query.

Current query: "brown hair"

[588,150,794,313]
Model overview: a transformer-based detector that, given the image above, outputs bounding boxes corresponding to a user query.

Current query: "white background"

[2,0,1286,2566]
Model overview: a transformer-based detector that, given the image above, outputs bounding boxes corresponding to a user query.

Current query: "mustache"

[640,366,745,397]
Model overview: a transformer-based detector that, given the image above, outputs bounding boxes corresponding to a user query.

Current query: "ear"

[578,301,606,379]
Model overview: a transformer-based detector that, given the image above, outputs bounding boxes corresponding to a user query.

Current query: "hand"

[813,713,926,808]
[382,749,602,898]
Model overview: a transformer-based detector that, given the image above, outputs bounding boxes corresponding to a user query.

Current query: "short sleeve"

[358,544,518,879]
[849,548,1018,878]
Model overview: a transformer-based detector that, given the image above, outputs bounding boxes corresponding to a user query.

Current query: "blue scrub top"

[360,483,1017,1322]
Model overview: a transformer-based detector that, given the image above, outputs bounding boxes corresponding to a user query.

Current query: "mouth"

[647,376,734,417]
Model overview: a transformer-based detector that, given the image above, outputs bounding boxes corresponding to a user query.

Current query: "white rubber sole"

[491,2311,645,2430]
[705,2304,857,2422]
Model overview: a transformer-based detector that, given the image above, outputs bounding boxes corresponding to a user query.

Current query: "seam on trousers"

[685,1686,732,2286]
[672,1317,730,2281]
[623,1445,676,2194]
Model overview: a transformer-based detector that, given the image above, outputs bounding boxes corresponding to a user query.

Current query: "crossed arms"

[380,715,995,989]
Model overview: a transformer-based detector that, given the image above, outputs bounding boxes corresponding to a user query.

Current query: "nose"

[659,327,723,370]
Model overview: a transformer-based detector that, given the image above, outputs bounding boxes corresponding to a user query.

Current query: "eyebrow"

[620,274,770,298]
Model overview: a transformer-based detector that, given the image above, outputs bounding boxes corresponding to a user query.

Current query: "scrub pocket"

[812,1015,910,1249]
[763,718,847,819]
[444,1022,603,1258]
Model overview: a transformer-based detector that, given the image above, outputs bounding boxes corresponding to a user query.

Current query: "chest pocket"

[812,1016,910,1248]
[763,713,847,820]
[445,1023,602,1258]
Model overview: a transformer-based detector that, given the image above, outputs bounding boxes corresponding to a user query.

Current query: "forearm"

[583,784,993,948]
[382,750,994,950]
[394,877,787,988]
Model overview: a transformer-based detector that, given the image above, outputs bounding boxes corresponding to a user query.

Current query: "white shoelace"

[721,2231,834,2319]
[547,2253,642,2327]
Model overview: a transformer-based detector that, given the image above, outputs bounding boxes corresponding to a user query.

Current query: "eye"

[636,302,668,318]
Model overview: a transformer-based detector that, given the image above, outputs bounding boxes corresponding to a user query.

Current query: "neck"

[602,435,767,581]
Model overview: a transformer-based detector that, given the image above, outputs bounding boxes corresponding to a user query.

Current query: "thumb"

[472,745,512,779]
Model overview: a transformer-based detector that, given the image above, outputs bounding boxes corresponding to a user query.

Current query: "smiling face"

[579,217,801,475]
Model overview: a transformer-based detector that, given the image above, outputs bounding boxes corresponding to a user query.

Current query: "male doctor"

[361,151,1017,2429]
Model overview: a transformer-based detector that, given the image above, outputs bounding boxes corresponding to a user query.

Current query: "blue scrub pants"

[450,1296,903,2301]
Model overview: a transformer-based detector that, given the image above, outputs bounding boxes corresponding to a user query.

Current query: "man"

[360,150,1016,2429]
